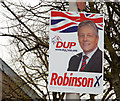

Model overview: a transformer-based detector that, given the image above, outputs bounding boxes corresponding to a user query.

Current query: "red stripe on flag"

[77,13,103,23]
[66,12,73,15]
[51,11,103,31]
[51,11,81,22]
[89,14,95,17]
[51,11,103,23]
[98,24,103,27]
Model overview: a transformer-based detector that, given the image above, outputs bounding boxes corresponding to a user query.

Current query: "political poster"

[48,11,104,94]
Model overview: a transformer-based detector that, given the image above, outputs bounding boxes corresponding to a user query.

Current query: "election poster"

[48,11,104,94]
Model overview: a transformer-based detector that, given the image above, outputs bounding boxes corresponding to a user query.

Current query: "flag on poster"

[49,11,104,94]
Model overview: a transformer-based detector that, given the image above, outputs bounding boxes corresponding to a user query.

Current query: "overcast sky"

[0,11,10,61]
[0,0,40,62]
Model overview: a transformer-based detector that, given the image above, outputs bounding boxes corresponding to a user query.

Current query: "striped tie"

[80,55,88,71]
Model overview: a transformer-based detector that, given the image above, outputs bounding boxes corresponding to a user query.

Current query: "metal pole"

[66,93,79,100]
[66,1,80,100]
[69,1,78,12]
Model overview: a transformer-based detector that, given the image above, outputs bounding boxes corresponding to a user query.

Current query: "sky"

[0,0,40,62]
[0,12,10,61]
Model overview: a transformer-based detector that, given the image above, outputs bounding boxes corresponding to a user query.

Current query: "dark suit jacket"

[67,48,102,73]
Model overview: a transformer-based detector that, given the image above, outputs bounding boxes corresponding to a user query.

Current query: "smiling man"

[67,20,102,73]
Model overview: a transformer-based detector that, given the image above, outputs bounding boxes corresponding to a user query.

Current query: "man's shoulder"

[68,52,82,71]
[96,48,103,55]
[70,52,82,59]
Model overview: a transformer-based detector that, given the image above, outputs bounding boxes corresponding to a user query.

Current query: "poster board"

[48,11,104,94]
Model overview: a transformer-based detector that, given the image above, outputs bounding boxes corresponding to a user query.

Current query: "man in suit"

[67,20,102,73]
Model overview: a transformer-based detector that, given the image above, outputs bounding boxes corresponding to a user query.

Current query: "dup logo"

[51,36,77,52]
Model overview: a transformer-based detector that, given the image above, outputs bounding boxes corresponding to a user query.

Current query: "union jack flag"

[50,11,103,33]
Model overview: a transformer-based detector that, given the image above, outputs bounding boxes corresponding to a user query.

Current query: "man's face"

[78,25,99,55]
